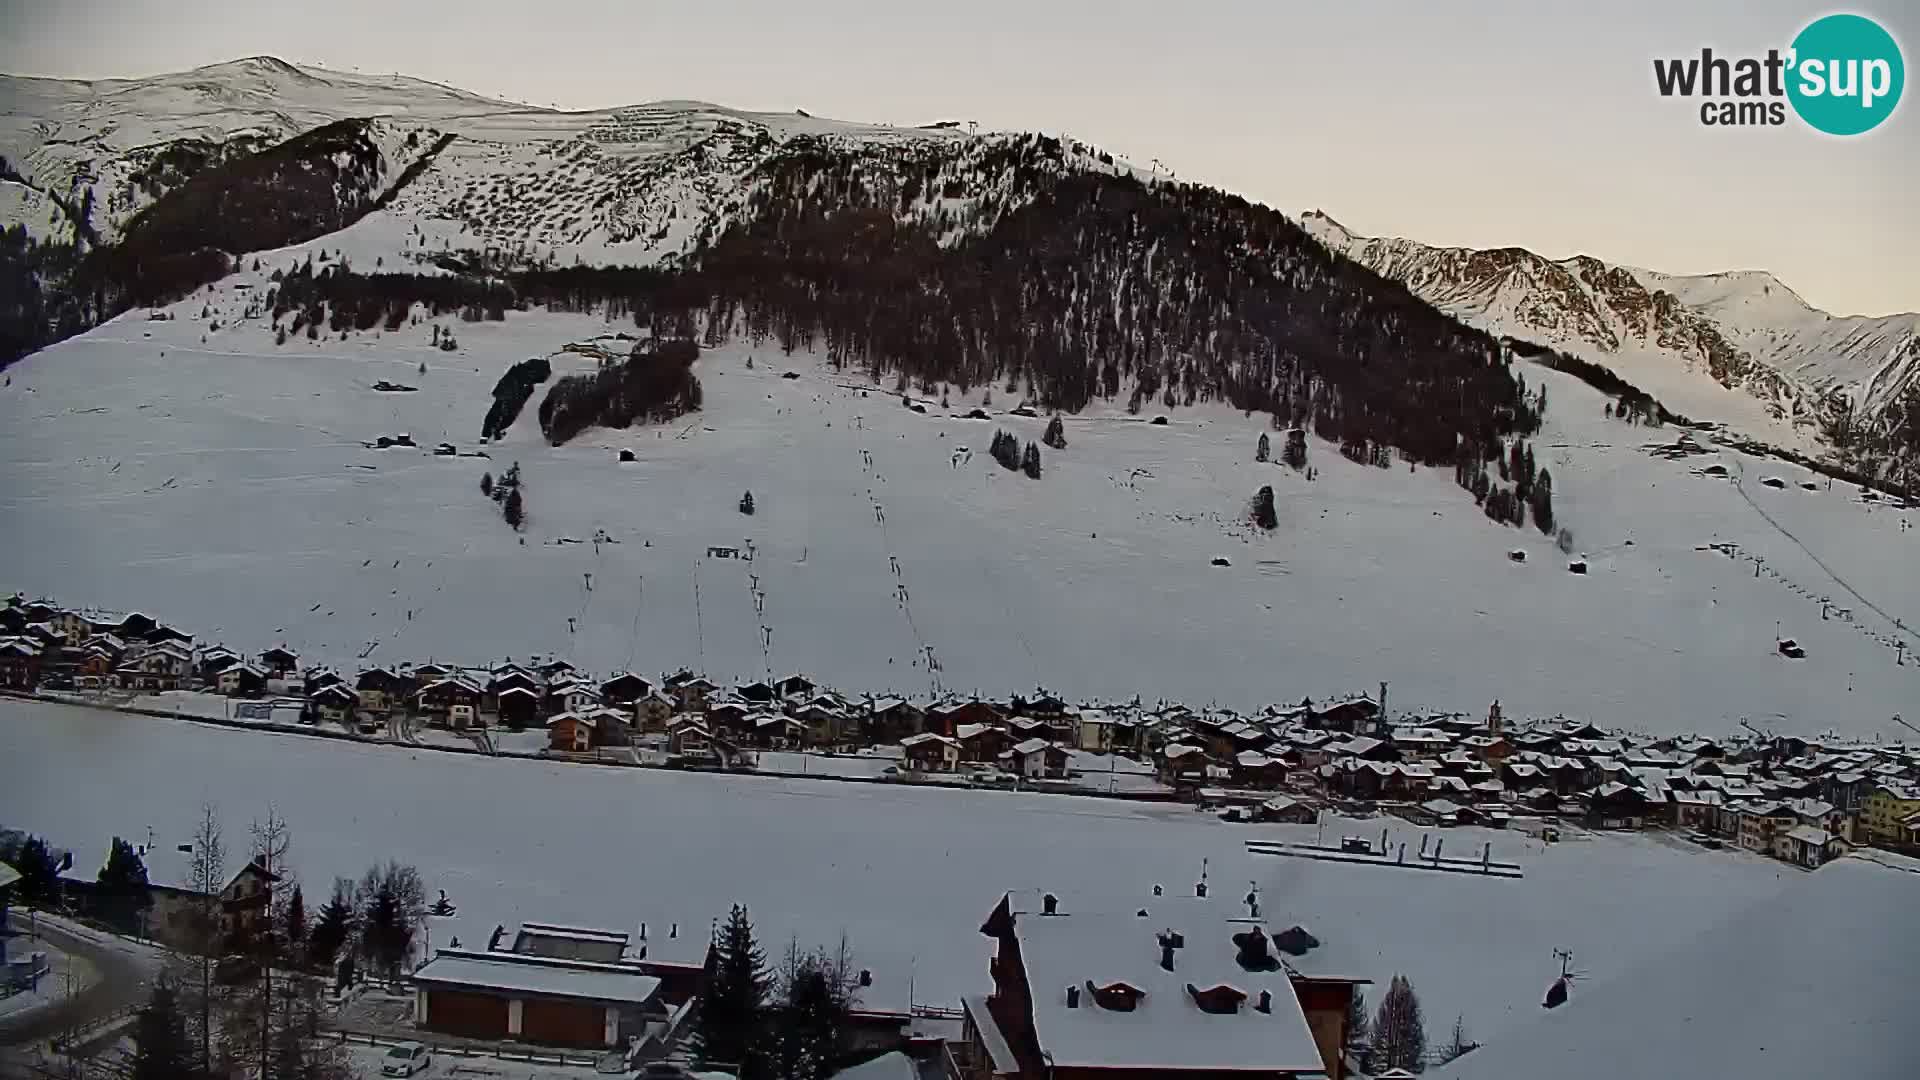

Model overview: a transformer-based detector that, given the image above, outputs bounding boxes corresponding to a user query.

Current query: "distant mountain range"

[1301,211,1920,452]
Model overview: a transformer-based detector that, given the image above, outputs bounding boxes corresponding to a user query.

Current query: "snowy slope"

[0,57,1132,267]
[2,265,1916,739]
[1301,211,1920,448]
[1435,850,1920,1080]
[0,695,1798,1042]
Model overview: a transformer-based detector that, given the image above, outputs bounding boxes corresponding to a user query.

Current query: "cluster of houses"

[9,594,1920,873]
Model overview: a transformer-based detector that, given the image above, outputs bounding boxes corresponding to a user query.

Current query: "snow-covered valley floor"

[0,697,1796,1043]
[2,266,1916,737]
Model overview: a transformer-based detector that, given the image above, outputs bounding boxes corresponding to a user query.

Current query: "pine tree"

[1531,468,1555,534]
[1282,428,1308,470]
[479,471,493,497]
[131,977,195,1080]
[97,835,152,934]
[12,835,59,905]
[1022,442,1042,478]
[697,904,771,1073]
[1043,415,1067,449]
[1368,974,1427,1073]
[772,941,855,1080]
[503,487,525,531]
[1346,988,1370,1049]
[307,878,355,973]
[1250,485,1277,530]
[283,884,307,962]
[357,862,425,979]
[1256,432,1270,463]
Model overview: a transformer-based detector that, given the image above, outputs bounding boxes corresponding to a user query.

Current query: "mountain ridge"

[1299,210,1920,450]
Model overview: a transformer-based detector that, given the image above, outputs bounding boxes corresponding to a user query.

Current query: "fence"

[332,1029,604,1068]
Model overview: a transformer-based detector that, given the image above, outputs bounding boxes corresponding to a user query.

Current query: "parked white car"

[382,1042,432,1077]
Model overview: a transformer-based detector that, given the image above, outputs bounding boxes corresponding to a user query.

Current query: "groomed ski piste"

[1,244,1915,737]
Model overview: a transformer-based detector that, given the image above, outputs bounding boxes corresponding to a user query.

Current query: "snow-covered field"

[0,697,1795,1042]
[2,265,1916,736]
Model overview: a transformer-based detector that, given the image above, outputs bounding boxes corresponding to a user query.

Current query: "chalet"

[145,623,192,646]
[1388,727,1454,758]
[587,706,636,747]
[537,659,577,681]
[793,700,850,745]
[1013,691,1070,721]
[664,672,717,711]
[417,677,484,728]
[308,684,357,724]
[1075,710,1118,753]
[928,698,1006,737]
[49,609,95,643]
[303,667,345,694]
[496,686,542,729]
[1584,783,1652,829]
[667,718,714,758]
[749,713,808,750]
[118,641,193,692]
[412,946,664,1048]
[1778,825,1844,868]
[1006,715,1049,740]
[216,662,267,697]
[1004,738,1071,780]
[547,679,601,719]
[197,645,241,681]
[1408,799,1480,827]
[1256,796,1318,824]
[355,667,404,713]
[774,673,816,699]
[634,690,675,733]
[864,697,927,743]
[220,859,279,942]
[1326,735,1397,763]
[1231,751,1287,789]
[901,732,962,772]
[737,679,777,704]
[969,890,1363,1080]
[599,672,655,707]
[546,711,597,753]
[0,638,43,689]
[1159,743,1213,787]
[485,668,543,711]
[1312,696,1380,734]
[956,723,1011,765]
[705,699,752,734]
[258,647,300,678]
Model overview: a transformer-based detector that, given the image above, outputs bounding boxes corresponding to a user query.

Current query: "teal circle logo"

[1787,14,1904,135]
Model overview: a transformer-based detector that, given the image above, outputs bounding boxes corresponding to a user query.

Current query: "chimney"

[1042,893,1059,915]
[1257,990,1272,1014]
[859,969,873,987]
[1195,880,1208,898]
[1066,985,1080,1008]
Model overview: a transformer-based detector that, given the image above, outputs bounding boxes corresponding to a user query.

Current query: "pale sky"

[2,0,1914,315]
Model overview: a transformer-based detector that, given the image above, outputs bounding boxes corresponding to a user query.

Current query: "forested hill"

[265,134,1543,477]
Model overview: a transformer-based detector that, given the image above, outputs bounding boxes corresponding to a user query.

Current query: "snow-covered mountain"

[1301,210,1920,448]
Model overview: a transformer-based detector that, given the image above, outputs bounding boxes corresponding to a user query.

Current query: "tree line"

[696,904,869,1080]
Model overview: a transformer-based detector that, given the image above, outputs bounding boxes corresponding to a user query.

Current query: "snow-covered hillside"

[3,262,1916,739]
[1301,211,1920,450]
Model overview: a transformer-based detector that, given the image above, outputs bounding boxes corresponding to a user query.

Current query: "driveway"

[0,913,158,1049]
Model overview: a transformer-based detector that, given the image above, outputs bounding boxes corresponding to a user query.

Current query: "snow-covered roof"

[413,949,660,1005]
[827,1050,920,1080]
[1783,825,1836,847]
[1010,737,1051,756]
[1009,904,1326,1073]
[1433,852,1920,1080]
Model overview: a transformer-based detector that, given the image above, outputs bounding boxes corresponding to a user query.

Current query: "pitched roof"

[413,949,660,1005]
[1006,900,1326,1073]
